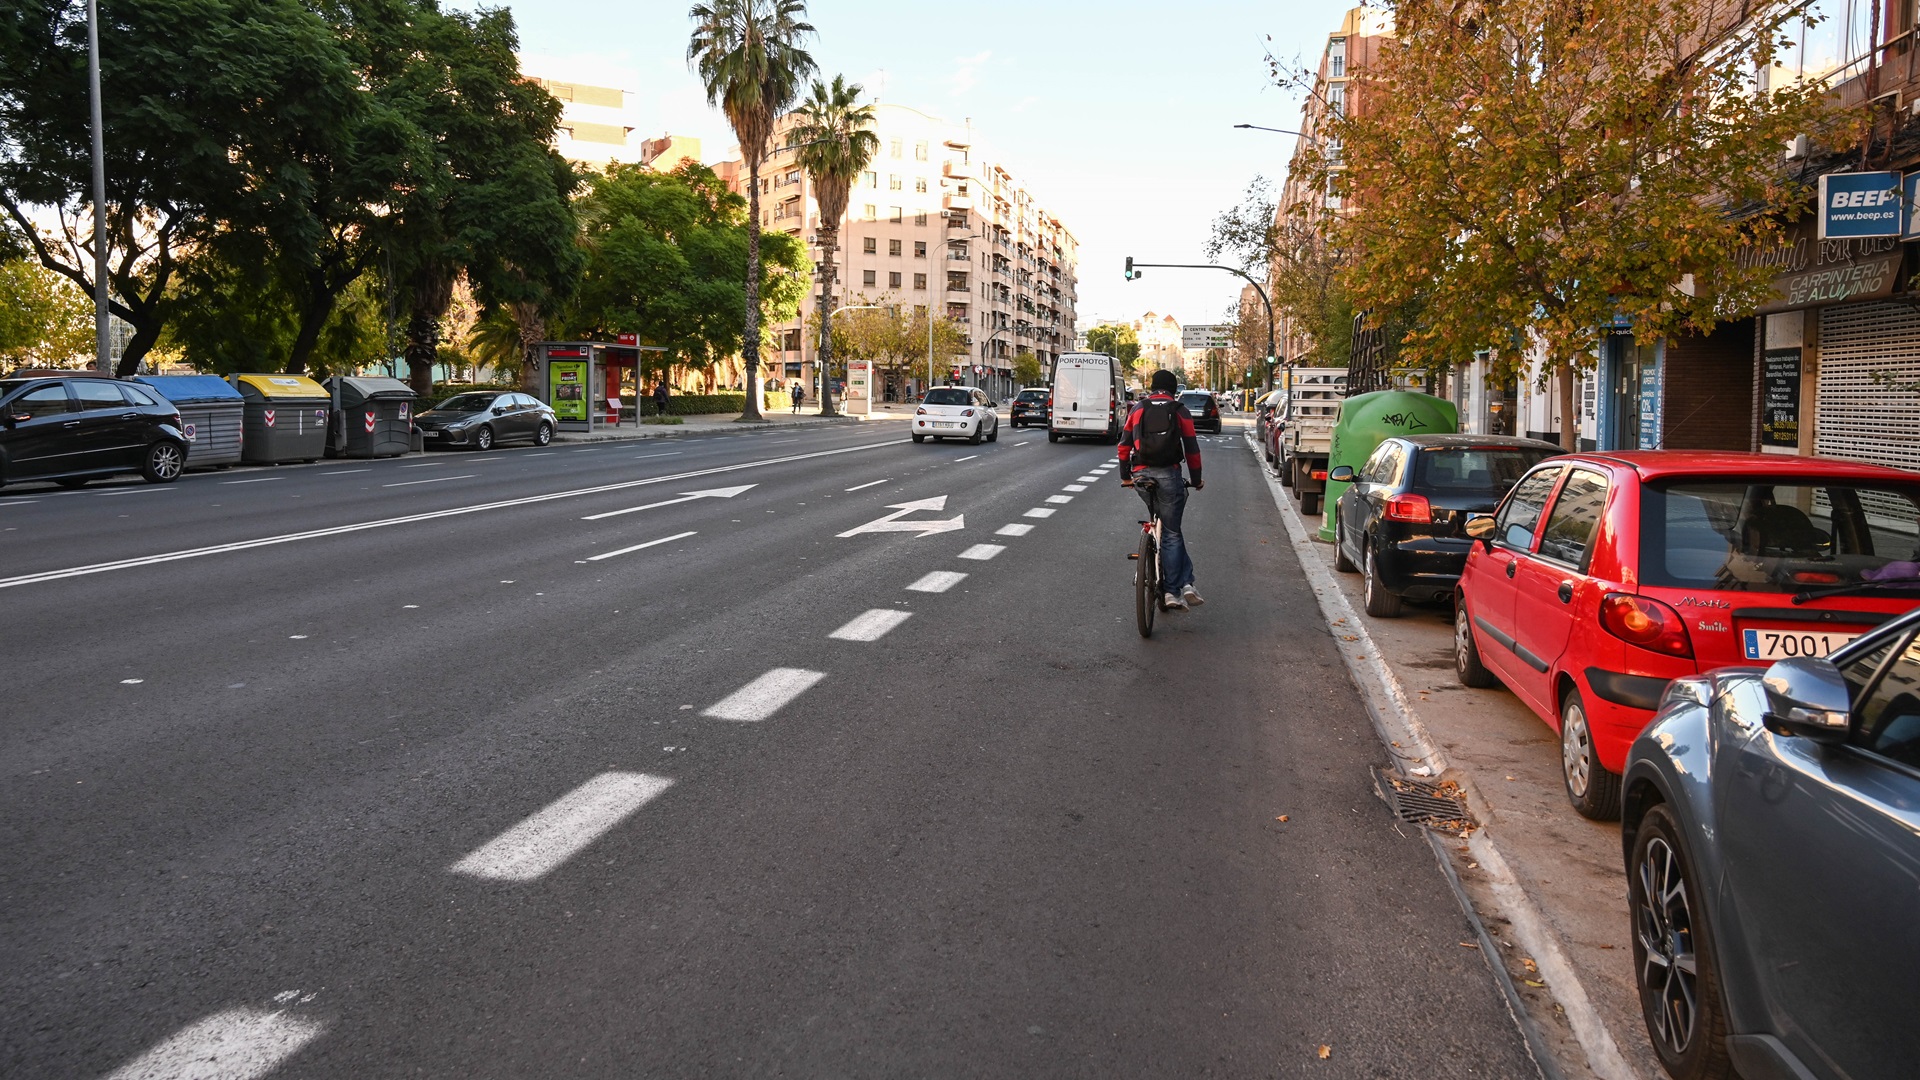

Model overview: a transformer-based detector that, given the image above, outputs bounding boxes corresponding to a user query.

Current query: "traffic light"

[1124,256,1138,281]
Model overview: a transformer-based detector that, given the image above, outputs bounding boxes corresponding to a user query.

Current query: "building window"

[889,174,902,190]
[1326,82,1345,118]
[914,241,927,258]
[914,211,927,226]
[863,170,877,187]
[949,272,969,291]
[1328,37,1346,78]
[863,236,877,254]
[914,273,928,290]
[890,206,903,222]
[782,328,801,351]
[915,141,928,161]
[890,139,903,158]
[862,203,876,220]
[863,269,877,286]
[915,177,927,193]
[889,271,902,288]
[888,238,902,256]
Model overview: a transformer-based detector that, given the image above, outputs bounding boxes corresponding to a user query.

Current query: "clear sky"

[495,0,1362,333]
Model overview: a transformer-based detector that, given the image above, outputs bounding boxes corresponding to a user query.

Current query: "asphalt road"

[1,418,1539,1079]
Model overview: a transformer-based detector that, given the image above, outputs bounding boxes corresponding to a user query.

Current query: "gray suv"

[1622,605,1920,1080]
[0,375,189,489]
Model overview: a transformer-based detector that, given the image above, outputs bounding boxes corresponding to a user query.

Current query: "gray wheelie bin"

[133,375,244,469]
[328,376,417,458]
[232,374,331,463]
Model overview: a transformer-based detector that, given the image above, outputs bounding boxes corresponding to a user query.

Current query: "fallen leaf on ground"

[1275,815,1290,822]
[1522,958,1538,973]
[1458,941,1479,949]
[1524,979,1546,988]
[1598,944,1615,950]
[1316,1045,1332,1060]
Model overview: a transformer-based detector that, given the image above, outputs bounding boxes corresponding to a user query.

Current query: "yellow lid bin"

[230,374,332,463]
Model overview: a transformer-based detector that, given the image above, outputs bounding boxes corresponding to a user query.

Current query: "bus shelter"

[531,341,666,433]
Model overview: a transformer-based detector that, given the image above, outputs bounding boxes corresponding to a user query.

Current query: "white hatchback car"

[911,386,1000,444]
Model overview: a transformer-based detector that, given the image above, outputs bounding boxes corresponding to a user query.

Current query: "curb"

[1245,432,1642,1080]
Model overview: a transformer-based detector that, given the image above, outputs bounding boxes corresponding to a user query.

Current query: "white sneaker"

[1182,585,1206,606]
[1162,592,1187,611]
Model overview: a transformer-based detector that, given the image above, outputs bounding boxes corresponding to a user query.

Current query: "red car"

[1455,451,1920,819]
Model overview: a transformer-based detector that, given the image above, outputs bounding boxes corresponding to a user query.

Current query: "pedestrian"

[792,383,805,413]
[653,379,670,418]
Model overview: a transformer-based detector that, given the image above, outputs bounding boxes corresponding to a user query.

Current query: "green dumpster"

[1317,391,1459,541]
[232,374,331,464]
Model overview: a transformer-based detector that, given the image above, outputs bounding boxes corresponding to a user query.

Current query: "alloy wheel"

[1455,608,1472,679]
[1636,837,1699,1057]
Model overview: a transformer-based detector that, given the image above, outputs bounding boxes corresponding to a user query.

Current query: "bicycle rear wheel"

[1135,527,1158,638]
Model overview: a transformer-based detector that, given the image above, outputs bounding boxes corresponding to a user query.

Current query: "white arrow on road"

[837,495,965,538]
[580,485,757,521]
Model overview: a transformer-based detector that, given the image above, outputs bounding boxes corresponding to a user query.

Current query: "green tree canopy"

[1083,323,1141,379]
[0,256,94,369]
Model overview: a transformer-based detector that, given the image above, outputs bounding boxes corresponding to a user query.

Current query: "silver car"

[1622,604,1920,1080]
[416,391,556,451]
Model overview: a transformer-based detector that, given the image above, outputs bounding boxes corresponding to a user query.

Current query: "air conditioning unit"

[1785,134,1811,160]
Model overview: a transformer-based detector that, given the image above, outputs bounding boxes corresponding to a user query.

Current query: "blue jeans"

[1134,466,1194,593]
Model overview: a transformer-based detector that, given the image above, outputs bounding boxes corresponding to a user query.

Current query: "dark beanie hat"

[1150,369,1178,392]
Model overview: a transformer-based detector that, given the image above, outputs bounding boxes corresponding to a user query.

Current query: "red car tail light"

[1792,570,1840,584]
[915,407,927,415]
[1384,493,1432,522]
[1599,593,1693,658]
[962,408,975,417]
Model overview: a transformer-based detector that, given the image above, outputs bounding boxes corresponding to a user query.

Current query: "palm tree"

[687,0,816,423]
[788,75,878,418]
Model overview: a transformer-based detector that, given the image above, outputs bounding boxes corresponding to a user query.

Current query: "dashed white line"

[322,469,371,475]
[450,772,675,882]
[906,570,968,592]
[587,530,697,561]
[1063,484,1088,491]
[104,1007,326,1080]
[702,667,826,722]
[1013,441,1030,446]
[525,452,557,457]
[995,523,1033,537]
[829,608,914,642]
[954,455,978,462]
[632,452,684,460]
[844,478,891,492]
[570,448,601,453]
[383,474,476,488]
[1076,475,1101,482]
[958,543,1006,560]
[221,477,279,485]
[0,499,41,507]
[1023,508,1056,518]
[1046,494,1073,504]
[397,461,445,468]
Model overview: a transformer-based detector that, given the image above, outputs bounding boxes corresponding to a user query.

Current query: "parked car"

[912,386,999,444]
[1455,451,1920,819]
[1329,435,1562,617]
[416,391,556,450]
[1253,389,1285,444]
[1621,605,1920,1080]
[0,375,189,489]
[1009,386,1050,429]
[1178,390,1222,434]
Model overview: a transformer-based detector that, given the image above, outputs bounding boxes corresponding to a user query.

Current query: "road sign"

[838,495,965,538]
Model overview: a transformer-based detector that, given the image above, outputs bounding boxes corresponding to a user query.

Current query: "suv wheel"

[1630,804,1732,1079]
[1561,687,1622,820]
[1331,507,1357,573]
[141,441,184,484]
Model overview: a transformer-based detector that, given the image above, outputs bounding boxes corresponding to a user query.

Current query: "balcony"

[943,194,972,211]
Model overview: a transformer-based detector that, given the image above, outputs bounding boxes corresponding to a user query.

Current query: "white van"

[1048,353,1125,443]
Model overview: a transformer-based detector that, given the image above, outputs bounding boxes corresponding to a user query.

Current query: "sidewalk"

[550,408,898,444]
[1245,433,1659,1080]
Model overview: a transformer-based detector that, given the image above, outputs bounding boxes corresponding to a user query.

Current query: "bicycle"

[1126,475,1163,638]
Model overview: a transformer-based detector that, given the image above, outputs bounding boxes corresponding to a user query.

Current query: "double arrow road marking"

[836,495,964,538]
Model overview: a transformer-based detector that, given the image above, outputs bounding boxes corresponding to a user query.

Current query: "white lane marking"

[221,478,279,485]
[1023,508,1056,518]
[571,448,600,453]
[1045,494,1073,504]
[632,452,684,460]
[995,523,1033,537]
[838,496,964,538]
[0,500,41,506]
[702,668,826,722]
[1063,484,1088,492]
[96,488,173,496]
[383,474,476,488]
[0,440,897,591]
[524,452,557,457]
[844,478,891,492]
[121,678,144,684]
[587,530,697,561]
[397,461,445,468]
[580,485,755,521]
[954,455,978,462]
[104,1007,326,1080]
[1013,441,1030,446]
[1076,476,1101,482]
[829,608,914,642]
[450,772,674,882]
[321,469,370,475]
[906,570,967,593]
[958,543,1005,560]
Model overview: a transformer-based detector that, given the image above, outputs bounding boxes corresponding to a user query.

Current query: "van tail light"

[1384,493,1432,522]
[1599,593,1694,658]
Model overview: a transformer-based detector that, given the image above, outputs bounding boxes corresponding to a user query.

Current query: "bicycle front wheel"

[1135,527,1158,638]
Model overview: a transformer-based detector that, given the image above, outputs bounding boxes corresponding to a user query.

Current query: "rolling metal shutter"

[1817,302,1920,475]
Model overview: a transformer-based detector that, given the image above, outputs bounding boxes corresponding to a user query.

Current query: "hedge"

[650,393,794,415]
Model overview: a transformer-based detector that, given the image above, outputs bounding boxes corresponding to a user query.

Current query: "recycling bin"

[133,375,244,469]
[232,374,331,464]
[327,376,417,458]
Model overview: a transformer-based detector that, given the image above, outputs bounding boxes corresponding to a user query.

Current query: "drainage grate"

[1372,766,1477,833]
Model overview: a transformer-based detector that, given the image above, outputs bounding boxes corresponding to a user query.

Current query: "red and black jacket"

[1117,392,1202,485]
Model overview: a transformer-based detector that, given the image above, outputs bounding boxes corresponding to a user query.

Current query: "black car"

[1009,386,1050,429]
[1329,434,1561,616]
[1179,390,1222,433]
[0,375,189,489]
[416,390,557,450]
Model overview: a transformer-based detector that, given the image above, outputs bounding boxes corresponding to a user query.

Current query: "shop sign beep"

[1819,171,1902,240]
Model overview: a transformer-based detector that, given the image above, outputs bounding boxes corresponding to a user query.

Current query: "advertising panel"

[1762,348,1802,448]
[1818,171,1902,240]
[549,361,588,422]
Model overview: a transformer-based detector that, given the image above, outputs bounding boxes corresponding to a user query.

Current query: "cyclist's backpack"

[1134,399,1185,466]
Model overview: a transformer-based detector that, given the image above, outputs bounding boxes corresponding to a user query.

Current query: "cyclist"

[1119,369,1204,611]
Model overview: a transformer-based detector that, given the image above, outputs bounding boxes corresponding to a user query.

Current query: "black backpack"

[1135,399,1184,466]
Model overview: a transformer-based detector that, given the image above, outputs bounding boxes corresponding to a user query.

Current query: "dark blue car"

[1622,605,1920,1080]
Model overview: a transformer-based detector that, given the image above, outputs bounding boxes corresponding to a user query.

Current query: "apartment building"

[719,103,1080,401]
[519,60,639,169]
[1133,312,1184,375]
